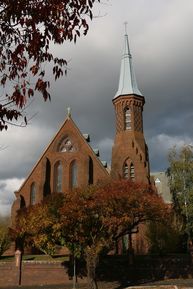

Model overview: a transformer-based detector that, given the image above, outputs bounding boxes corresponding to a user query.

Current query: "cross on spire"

[67,107,71,117]
[113,24,143,99]
[124,21,128,35]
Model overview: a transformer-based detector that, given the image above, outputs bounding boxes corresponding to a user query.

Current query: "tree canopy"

[168,145,193,248]
[0,0,99,130]
[58,179,167,251]
[59,180,167,289]
[15,179,167,289]
[0,216,11,256]
[15,193,64,255]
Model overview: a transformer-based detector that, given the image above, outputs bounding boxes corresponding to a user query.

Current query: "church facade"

[11,32,150,237]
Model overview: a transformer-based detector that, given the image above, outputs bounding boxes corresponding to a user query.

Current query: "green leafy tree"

[168,145,193,248]
[0,216,11,256]
[146,216,183,254]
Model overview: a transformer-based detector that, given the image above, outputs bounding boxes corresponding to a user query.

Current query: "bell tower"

[111,29,150,183]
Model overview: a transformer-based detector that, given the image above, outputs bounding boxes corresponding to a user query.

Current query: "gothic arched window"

[123,160,135,181]
[130,163,135,180]
[123,162,129,179]
[30,182,36,205]
[54,161,63,192]
[58,136,76,152]
[20,195,26,209]
[70,160,77,188]
[43,158,51,198]
[124,107,131,130]
[88,157,94,185]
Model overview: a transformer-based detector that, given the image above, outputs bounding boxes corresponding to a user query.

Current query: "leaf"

[0,0,98,130]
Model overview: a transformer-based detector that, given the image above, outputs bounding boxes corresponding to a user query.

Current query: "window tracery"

[58,136,76,152]
[123,160,135,181]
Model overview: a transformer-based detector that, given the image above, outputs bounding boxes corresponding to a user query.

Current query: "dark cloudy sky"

[1,0,193,216]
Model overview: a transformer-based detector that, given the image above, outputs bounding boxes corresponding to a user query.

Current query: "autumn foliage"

[59,180,167,289]
[15,193,64,255]
[0,216,11,256]
[0,0,99,130]
[59,180,167,252]
[14,179,167,289]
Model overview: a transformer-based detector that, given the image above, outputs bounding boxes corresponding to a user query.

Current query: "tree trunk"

[85,247,98,289]
[128,233,134,265]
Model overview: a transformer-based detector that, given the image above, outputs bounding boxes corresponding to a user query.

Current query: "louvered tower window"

[123,163,129,179]
[130,163,135,180]
[124,107,131,130]
[54,161,63,192]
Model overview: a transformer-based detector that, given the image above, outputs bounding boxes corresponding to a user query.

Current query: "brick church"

[11,32,150,247]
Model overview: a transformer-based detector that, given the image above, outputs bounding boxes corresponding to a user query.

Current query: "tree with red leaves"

[59,180,168,289]
[14,180,167,289]
[0,0,99,130]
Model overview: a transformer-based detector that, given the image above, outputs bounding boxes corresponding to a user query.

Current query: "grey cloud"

[0,178,24,216]
[148,134,193,172]
[0,126,55,179]
[0,183,6,191]
[0,199,12,206]
[1,0,193,186]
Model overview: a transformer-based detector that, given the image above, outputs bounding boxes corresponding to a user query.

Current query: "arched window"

[58,136,76,152]
[20,195,26,209]
[43,158,51,197]
[123,162,129,179]
[70,160,77,188]
[88,157,93,185]
[30,182,36,205]
[54,161,63,192]
[124,107,131,130]
[130,163,135,180]
[123,159,135,180]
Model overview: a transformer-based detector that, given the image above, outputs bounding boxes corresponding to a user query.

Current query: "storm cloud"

[1,0,193,215]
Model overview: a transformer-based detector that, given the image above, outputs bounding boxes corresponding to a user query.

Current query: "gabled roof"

[18,113,109,192]
[114,33,143,99]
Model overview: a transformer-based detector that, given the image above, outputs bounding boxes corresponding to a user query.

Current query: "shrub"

[0,217,11,256]
[146,220,183,254]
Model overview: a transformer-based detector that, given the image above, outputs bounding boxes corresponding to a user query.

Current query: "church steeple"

[111,28,150,184]
[114,29,142,99]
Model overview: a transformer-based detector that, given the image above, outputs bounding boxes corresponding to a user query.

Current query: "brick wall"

[0,262,17,286]
[0,255,192,287]
[0,261,86,287]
